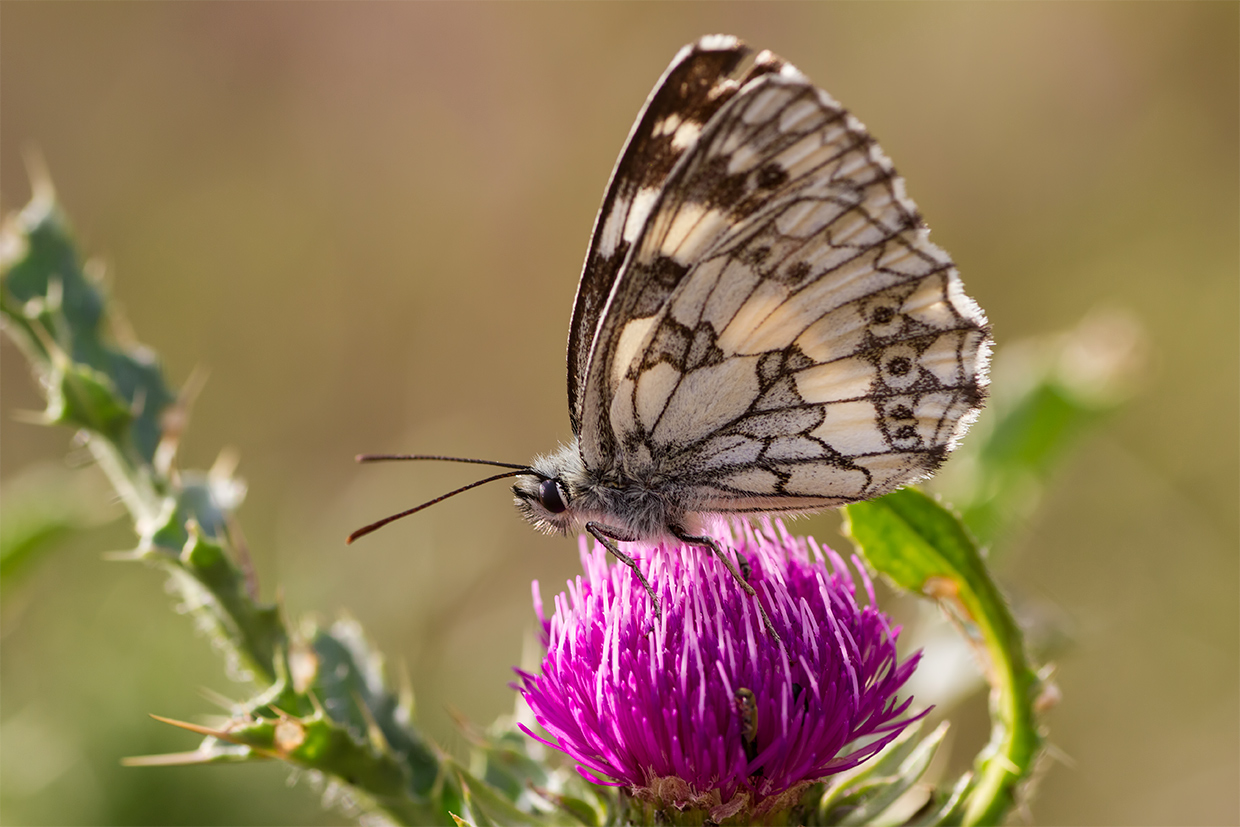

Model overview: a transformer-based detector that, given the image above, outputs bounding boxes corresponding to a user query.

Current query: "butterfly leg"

[670,525,782,645]
[585,521,662,620]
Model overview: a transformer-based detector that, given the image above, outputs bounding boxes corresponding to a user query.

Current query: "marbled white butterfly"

[351,35,991,627]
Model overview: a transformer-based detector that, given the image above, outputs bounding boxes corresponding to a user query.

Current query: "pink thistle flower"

[516,520,926,822]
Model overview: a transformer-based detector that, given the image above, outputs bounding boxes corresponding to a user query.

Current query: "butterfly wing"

[579,47,991,510]
[568,35,773,436]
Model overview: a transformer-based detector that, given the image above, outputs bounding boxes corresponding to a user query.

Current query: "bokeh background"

[2,4,1236,825]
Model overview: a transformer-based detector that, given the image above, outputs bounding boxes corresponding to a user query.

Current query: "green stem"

[843,488,1045,825]
[953,548,1043,825]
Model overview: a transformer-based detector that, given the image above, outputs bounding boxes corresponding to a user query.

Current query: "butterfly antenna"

[355,453,530,471]
[346,469,529,544]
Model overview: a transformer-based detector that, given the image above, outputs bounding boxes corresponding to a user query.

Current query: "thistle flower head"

[516,520,925,822]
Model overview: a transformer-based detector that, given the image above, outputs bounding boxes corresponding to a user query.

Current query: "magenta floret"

[516,519,925,816]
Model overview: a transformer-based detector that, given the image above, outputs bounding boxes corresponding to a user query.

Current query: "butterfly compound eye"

[538,479,569,514]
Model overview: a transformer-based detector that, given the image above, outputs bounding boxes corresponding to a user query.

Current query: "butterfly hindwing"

[580,51,991,508]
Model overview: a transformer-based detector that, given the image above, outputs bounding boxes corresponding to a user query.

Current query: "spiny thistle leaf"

[1,193,174,467]
[2,185,485,826]
[814,722,947,824]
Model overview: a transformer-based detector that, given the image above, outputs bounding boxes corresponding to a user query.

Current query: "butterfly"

[351,35,991,632]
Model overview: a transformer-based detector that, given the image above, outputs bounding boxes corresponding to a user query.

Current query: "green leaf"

[284,714,410,797]
[452,761,561,827]
[1,195,175,464]
[842,489,1044,826]
[309,619,444,800]
[842,488,988,596]
[458,777,498,827]
[906,773,972,826]
[835,724,946,825]
[46,357,132,438]
[542,794,601,827]
[177,527,285,683]
[471,729,550,804]
[815,723,946,825]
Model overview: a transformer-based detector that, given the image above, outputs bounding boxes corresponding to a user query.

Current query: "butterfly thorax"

[512,440,698,540]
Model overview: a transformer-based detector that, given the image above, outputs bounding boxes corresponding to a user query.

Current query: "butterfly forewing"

[569,36,784,437]
[578,48,990,509]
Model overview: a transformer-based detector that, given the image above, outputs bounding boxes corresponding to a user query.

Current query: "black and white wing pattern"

[575,37,991,512]
[568,35,778,436]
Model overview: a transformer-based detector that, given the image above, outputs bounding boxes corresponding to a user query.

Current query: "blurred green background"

[2,3,1236,825]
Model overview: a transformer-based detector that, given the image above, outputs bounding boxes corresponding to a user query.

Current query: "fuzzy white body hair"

[512,441,706,540]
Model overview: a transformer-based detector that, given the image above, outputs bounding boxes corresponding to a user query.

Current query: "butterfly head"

[512,442,589,535]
